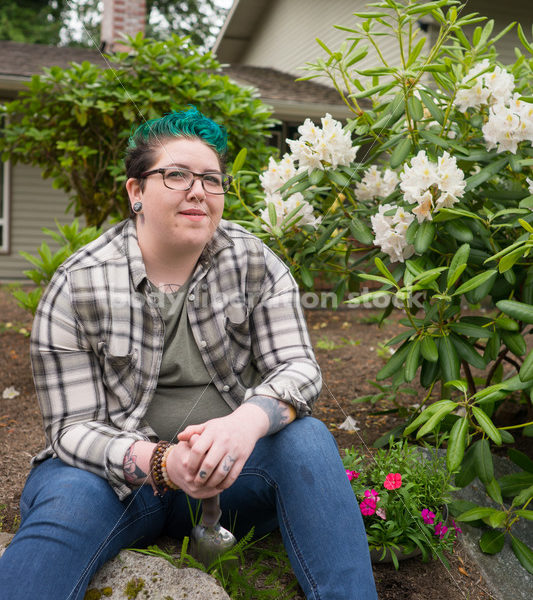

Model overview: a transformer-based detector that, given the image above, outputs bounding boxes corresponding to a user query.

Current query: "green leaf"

[405,338,421,382]
[376,341,412,381]
[479,530,505,554]
[390,137,412,168]
[511,535,533,575]
[508,449,533,474]
[447,243,470,288]
[485,478,503,505]
[231,148,247,175]
[345,290,393,307]
[418,90,444,124]
[496,299,533,324]
[438,334,460,382]
[414,221,435,254]
[449,333,486,370]
[453,270,497,296]
[472,407,502,445]
[420,336,439,363]
[473,438,494,485]
[447,417,469,472]
[514,509,533,521]
[350,217,374,245]
[512,484,533,507]
[519,348,533,382]
[457,506,502,522]
[374,257,398,286]
[465,157,509,191]
[416,401,458,439]
[403,400,455,436]
[499,472,533,497]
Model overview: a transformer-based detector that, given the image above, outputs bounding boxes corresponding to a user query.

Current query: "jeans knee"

[276,417,338,463]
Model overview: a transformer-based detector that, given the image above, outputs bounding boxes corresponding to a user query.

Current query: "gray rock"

[0,534,230,599]
[452,455,533,600]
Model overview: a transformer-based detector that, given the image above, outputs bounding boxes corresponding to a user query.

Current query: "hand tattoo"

[247,395,296,435]
[222,455,236,473]
[123,445,148,485]
[199,470,207,479]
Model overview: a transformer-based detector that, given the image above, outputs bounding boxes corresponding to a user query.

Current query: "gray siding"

[243,0,401,86]
[238,0,530,78]
[0,163,80,281]
[462,0,533,65]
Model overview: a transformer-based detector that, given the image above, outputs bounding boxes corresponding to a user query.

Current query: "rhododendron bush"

[231,0,533,573]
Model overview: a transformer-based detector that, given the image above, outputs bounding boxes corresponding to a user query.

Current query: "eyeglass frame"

[139,167,233,194]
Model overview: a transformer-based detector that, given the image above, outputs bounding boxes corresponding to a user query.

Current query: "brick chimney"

[101,0,146,52]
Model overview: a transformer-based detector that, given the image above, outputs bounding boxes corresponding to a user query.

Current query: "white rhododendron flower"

[287,114,359,173]
[482,94,533,154]
[354,165,399,201]
[260,154,300,194]
[370,203,415,263]
[399,151,465,222]
[527,178,533,195]
[454,60,514,111]
[260,193,321,233]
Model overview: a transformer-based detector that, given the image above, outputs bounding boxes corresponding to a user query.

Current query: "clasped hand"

[165,404,269,499]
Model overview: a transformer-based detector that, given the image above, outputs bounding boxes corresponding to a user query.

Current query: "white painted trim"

[0,158,10,254]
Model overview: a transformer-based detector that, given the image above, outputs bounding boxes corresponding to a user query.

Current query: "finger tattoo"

[199,470,207,479]
[222,455,236,473]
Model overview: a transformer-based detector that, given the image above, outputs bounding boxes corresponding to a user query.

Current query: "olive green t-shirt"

[143,285,232,441]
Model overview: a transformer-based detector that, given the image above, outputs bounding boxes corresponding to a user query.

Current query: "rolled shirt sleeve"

[30,267,148,500]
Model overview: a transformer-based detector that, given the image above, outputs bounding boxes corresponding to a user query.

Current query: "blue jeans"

[0,418,377,600]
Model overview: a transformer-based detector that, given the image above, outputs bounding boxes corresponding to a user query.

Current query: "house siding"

[243,0,400,85]
[0,163,78,282]
[462,0,533,65]
[234,0,530,78]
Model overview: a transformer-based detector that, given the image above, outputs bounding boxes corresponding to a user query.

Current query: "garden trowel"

[190,494,236,568]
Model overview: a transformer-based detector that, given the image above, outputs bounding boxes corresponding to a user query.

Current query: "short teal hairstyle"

[125,107,228,185]
[128,106,228,154]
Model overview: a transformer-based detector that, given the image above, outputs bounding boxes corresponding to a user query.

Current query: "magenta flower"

[376,507,387,520]
[451,519,462,536]
[360,498,377,516]
[364,488,380,502]
[421,508,436,525]
[434,522,448,539]
[384,473,402,490]
[346,469,359,481]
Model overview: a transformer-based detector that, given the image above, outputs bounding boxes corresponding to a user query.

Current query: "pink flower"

[376,507,387,520]
[434,522,448,539]
[451,519,462,536]
[384,473,402,490]
[346,469,359,481]
[421,508,436,525]
[364,488,380,502]
[360,498,377,516]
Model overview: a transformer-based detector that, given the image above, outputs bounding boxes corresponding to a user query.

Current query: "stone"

[0,534,230,599]
[452,455,533,600]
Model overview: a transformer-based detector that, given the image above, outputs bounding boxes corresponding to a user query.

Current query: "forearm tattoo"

[123,445,148,485]
[247,395,296,435]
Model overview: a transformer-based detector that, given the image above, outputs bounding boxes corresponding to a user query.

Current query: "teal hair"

[128,106,228,154]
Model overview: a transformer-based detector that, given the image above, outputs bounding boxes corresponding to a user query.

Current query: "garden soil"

[0,286,516,599]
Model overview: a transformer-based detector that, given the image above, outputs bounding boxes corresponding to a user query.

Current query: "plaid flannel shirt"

[30,219,321,499]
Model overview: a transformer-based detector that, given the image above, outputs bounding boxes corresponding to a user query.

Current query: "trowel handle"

[201,494,222,527]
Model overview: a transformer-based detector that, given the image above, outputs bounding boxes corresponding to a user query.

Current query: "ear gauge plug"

[133,201,143,213]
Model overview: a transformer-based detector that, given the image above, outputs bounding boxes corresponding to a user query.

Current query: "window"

[0,157,9,254]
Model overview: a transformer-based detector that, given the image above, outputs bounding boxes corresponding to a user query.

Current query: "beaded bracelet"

[149,441,173,497]
[161,444,179,491]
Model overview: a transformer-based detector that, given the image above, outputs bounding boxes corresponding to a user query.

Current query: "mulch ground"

[0,286,502,599]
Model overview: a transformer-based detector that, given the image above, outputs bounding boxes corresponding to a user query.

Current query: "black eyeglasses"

[140,167,232,194]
